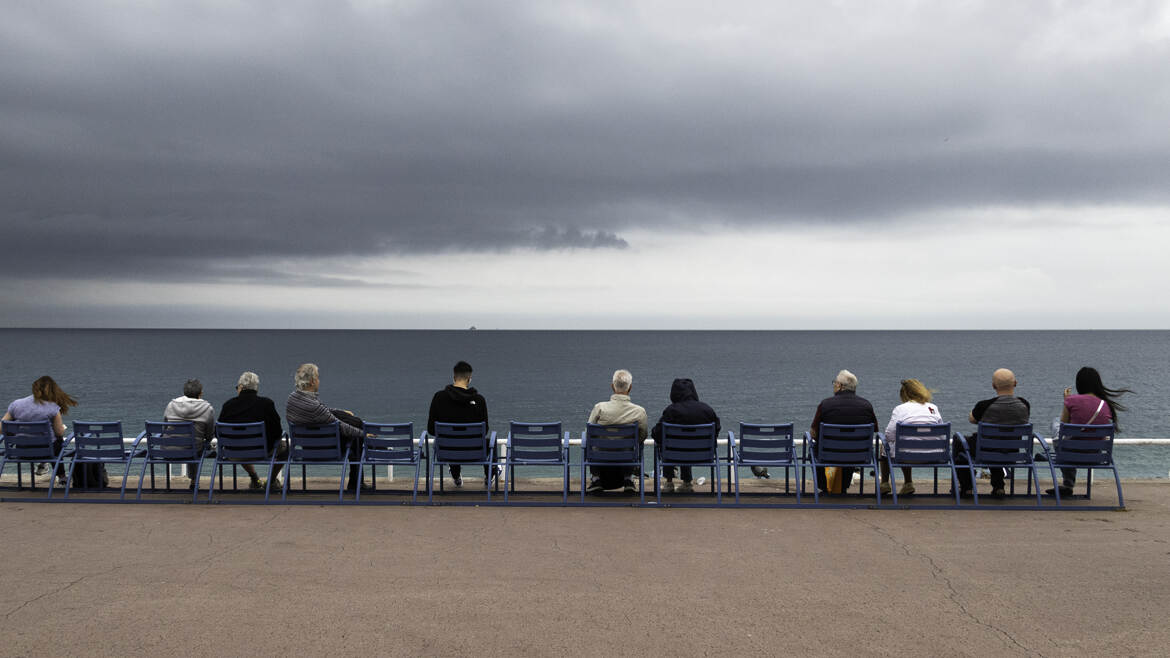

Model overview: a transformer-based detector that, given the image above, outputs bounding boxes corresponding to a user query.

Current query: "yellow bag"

[826,467,843,493]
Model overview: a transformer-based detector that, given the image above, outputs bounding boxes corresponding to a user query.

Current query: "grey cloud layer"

[1,0,1168,283]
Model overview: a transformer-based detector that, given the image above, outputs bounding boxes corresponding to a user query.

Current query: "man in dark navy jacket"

[650,378,721,493]
[218,371,285,489]
[426,361,493,488]
[809,369,879,494]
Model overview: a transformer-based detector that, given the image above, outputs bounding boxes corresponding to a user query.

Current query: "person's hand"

[1063,387,1072,399]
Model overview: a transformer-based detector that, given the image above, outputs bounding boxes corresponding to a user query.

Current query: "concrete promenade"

[2,482,1169,657]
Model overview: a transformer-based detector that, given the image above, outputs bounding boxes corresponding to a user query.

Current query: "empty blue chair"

[209,421,278,503]
[504,421,570,503]
[880,422,965,506]
[357,422,421,503]
[135,421,206,503]
[954,423,1057,506]
[1049,423,1123,508]
[0,420,70,499]
[580,423,645,504]
[65,421,140,501]
[729,423,800,503]
[804,423,881,504]
[283,422,348,503]
[426,422,498,502]
[654,422,721,504]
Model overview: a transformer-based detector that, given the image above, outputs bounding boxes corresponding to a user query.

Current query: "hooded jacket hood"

[444,384,481,405]
[167,395,212,417]
[669,378,699,404]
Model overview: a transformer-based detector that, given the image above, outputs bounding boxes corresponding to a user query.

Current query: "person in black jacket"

[650,378,721,493]
[809,369,879,494]
[218,371,286,489]
[426,361,493,487]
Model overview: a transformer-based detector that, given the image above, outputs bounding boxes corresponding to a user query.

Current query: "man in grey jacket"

[586,369,648,493]
[163,378,215,488]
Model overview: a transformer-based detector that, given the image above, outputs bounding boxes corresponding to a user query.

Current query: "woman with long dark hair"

[1052,366,1131,496]
[2,376,78,486]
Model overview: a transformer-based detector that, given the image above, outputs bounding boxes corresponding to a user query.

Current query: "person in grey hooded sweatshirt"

[164,378,215,486]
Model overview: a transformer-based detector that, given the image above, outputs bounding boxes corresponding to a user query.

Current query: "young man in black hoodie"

[650,378,721,493]
[426,361,493,487]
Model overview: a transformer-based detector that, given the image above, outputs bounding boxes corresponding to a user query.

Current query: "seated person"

[586,369,648,493]
[881,378,942,496]
[426,361,494,488]
[285,363,368,491]
[954,368,1030,498]
[1048,366,1131,496]
[3,375,77,487]
[809,369,879,494]
[164,379,215,489]
[218,371,287,490]
[650,378,720,493]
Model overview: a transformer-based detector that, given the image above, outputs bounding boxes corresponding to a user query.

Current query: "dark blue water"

[1,329,1166,478]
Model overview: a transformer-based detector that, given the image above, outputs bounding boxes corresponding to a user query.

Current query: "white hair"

[612,369,633,394]
[835,369,858,392]
[295,363,319,391]
[237,371,260,391]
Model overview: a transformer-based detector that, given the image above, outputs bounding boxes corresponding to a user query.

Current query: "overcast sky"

[2,0,1168,328]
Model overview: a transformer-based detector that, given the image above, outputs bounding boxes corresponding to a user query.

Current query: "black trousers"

[662,465,693,482]
[953,443,1006,490]
[589,465,633,489]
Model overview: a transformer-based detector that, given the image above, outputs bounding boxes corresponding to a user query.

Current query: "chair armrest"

[1034,433,1054,461]
[131,431,147,450]
[953,432,971,456]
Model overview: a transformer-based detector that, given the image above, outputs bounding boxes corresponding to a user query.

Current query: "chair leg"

[63,459,78,500]
[136,459,150,502]
[1112,467,1124,508]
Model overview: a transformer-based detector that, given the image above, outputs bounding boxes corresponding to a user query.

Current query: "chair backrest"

[215,421,269,462]
[287,422,343,462]
[363,422,416,462]
[583,423,641,463]
[0,420,56,460]
[508,422,565,463]
[816,423,876,465]
[143,421,200,460]
[892,422,952,464]
[737,423,796,464]
[973,423,1034,464]
[1055,423,1116,466]
[432,422,489,463]
[73,421,125,461]
[659,422,717,464]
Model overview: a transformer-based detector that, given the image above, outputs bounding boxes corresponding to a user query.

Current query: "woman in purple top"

[1052,366,1131,495]
[2,376,78,485]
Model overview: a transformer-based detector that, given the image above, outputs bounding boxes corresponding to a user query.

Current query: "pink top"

[1064,393,1112,425]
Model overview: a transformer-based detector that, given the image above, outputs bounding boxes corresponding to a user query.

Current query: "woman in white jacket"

[881,379,942,496]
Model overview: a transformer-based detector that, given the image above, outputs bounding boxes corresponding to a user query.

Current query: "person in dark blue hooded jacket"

[650,378,721,493]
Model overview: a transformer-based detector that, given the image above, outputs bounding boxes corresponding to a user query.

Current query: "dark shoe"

[485,466,503,487]
[586,478,604,494]
[622,479,636,494]
[1045,486,1073,496]
[958,489,973,499]
[991,488,1006,499]
[346,481,373,492]
[677,480,694,494]
[750,466,770,479]
[452,475,463,488]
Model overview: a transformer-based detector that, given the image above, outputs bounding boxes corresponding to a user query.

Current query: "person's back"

[586,369,648,493]
[426,361,491,487]
[650,378,720,491]
[162,378,214,488]
[957,368,1030,497]
[974,395,1030,426]
[219,389,282,449]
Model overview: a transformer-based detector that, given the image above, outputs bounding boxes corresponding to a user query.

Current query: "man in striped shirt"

[286,363,369,492]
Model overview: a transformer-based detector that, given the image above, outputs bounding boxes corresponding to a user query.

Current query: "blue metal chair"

[803,423,881,504]
[504,421,570,503]
[209,422,278,503]
[580,423,645,504]
[954,423,1057,506]
[0,420,70,499]
[1050,423,1123,508]
[135,421,207,503]
[357,422,421,503]
[283,422,348,503]
[654,422,721,504]
[426,422,498,503]
[65,421,140,501]
[880,422,965,506]
[729,423,800,503]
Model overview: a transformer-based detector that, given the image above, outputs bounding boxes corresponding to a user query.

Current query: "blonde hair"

[899,379,933,403]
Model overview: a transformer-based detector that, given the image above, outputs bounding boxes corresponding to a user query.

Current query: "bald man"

[955,368,1031,497]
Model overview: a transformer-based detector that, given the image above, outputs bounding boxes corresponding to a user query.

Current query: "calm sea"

[1,329,1166,478]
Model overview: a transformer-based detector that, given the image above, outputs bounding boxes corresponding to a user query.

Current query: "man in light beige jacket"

[586,369,649,493]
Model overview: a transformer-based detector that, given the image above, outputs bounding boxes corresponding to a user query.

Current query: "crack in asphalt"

[4,565,124,620]
[852,516,1046,657]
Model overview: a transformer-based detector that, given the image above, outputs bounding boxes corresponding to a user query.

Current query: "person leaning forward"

[808,369,879,494]
[586,369,649,493]
[285,363,370,492]
[426,361,495,488]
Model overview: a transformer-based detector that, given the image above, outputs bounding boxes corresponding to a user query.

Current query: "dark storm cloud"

[1,1,1168,285]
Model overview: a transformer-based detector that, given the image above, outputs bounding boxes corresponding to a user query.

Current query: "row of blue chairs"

[0,418,1123,508]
